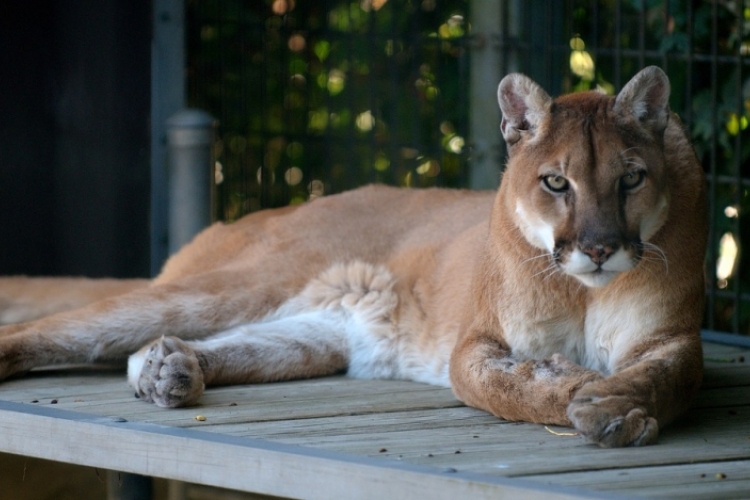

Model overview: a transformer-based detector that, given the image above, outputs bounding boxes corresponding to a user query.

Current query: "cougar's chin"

[570,269,621,288]
[560,247,637,288]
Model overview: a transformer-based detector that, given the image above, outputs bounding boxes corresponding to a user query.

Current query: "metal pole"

[166,109,216,254]
[468,0,506,189]
[151,0,185,274]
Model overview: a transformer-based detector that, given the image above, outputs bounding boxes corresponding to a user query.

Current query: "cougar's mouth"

[574,268,623,288]
[556,245,638,288]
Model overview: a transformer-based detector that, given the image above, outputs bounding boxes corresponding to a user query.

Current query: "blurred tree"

[188,0,469,219]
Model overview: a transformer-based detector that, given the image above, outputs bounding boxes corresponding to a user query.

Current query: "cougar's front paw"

[567,394,658,447]
[128,336,205,408]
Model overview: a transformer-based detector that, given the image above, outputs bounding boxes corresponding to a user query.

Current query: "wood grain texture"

[0,342,747,499]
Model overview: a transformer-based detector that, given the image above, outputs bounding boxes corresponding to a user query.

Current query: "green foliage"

[188,0,469,219]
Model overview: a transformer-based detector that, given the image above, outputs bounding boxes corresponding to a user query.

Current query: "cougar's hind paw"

[128,336,205,408]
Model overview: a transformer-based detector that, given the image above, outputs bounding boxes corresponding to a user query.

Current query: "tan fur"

[0,277,149,325]
[0,67,706,447]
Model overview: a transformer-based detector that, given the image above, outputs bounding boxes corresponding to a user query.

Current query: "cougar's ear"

[614,66,670,134]
[497,73,552,146]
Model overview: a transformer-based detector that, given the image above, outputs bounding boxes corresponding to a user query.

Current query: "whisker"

[620,146,643,156]
[623,159,646,169]
[542,267,562,282]
[621,146,646,171]
[530,267,550,279]
[636,259,660,279]
[519,249,563,282]
[533,262,559,281]
[520,252,554,266]
[639,241,669,274]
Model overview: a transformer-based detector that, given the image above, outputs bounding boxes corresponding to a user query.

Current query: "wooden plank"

[702,331,750,349]
[0,401,616,500]
[5,362,743,423]
[199,406,500,439]
[701,364,750,389]
[702,342,750,357]
[0,374,464,428]
[0,340,747,499]
[201,402,748,479]
[693,386,750,408]
[523,459,750,499]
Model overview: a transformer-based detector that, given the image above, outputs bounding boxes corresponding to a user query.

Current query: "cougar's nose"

[580,244,615,265]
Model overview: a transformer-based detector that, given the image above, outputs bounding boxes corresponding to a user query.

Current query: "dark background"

[0,0,151,278]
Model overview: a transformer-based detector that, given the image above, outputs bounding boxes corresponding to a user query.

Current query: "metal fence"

[187,0,750,336]
[187,0,470,217]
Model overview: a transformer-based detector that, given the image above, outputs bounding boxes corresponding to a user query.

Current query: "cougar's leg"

[0,269,303,380]
[449,332,603,426]
[0,277,150,325]
[126,261,405,408]
[127,309,350,407]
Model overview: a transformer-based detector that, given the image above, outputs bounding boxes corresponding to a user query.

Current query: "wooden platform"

[0,334,748,500]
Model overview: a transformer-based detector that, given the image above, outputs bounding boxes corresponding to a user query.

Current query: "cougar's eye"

[620,170,645,190]
[542,174,569,193]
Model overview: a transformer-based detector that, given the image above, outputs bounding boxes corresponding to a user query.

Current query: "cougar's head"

[497,66,672,288]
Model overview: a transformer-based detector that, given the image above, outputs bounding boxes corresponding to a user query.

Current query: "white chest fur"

[501,314,586,367]
[499,289,660,376]
[583,291,665,374]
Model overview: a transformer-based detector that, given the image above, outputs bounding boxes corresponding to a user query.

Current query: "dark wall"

[0,1,57,275]
[0,0,151,278]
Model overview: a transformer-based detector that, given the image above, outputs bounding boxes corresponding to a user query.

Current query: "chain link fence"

[187,0,750,336]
